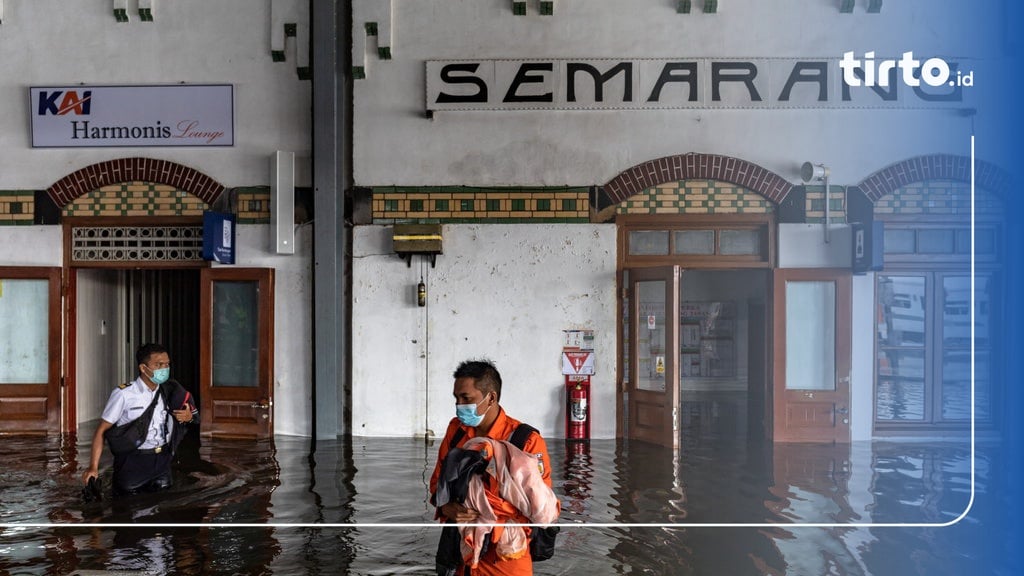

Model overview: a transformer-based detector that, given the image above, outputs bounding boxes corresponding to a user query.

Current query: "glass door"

[772,269,852,442]
[627,266,680,448]
[199,267,275,438]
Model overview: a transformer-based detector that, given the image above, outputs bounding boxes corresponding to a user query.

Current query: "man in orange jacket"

[429,359,554,576]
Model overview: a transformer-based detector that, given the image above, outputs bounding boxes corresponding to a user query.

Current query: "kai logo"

[37,90,93,116]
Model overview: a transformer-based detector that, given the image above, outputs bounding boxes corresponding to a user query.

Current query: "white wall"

[778,224,852,269]
[75,269,121,425]
[0,227,62,266]
[0,0,311,190]
[851,273,875,441]
[352,224,618,439]
[351,0,999,187]
[218,224,313,437]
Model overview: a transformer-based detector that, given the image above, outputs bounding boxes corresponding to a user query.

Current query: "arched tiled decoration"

[857,154,1010,202]
[46,158,225,208]
[602,153,793,209]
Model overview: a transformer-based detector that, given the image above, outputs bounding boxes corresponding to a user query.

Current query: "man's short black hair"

[136,343,168,367]
[453,359,503,402]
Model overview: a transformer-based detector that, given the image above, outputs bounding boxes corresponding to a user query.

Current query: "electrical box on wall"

[393,223,442,267]
[851,221,884,274]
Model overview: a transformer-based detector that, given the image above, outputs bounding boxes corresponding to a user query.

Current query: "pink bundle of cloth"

[459,437,561,568]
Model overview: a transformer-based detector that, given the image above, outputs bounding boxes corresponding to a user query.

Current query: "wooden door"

[627,266,680,448]
[772,269,852,442]
[199,268,274,438]
[0,267,62,433]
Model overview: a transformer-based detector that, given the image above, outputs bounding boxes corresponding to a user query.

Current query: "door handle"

[251,398,272,410]
[836,407,849,415]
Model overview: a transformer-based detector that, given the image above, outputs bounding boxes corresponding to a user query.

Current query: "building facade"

[0,0,315,437]
[0,0,1017,446]
[347,0,1016,444]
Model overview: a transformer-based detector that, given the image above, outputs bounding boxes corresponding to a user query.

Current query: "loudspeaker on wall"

[271,150,295,254]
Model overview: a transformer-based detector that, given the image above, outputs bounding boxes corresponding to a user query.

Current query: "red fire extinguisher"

[566,375,590,441]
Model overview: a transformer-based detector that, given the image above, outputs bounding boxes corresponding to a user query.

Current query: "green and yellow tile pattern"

[616,180,773,215]
[372,187,590,223]
[875,181,1001,216]
[0,191,34,224]
[62,181,207,218]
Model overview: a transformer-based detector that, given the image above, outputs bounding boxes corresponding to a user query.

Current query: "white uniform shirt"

[100,377,171,449]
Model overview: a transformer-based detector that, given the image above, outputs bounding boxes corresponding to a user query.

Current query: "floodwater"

[0,423,1016,575]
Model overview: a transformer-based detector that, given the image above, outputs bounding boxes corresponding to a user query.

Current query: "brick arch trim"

[604,153,793,205]
[47,157,225,208]
[857,154,1011,202]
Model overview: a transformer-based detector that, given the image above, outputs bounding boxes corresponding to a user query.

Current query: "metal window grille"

[70,225,203,263]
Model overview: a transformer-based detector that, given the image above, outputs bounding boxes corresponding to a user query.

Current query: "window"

[621,215,772,266]
[874,215,1001,432]
[875,272,997,429]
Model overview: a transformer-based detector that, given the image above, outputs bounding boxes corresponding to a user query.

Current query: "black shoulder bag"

[103,391,161,455]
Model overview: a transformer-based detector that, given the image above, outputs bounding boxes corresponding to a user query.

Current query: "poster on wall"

[29,84,234,148]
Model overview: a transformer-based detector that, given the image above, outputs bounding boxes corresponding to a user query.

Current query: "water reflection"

[0,431,1014,575]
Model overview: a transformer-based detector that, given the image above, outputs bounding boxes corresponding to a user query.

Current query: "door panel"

[0,267,62,433]
[627,266,679,448]
[772,269,851,442]
[200,268,274,438]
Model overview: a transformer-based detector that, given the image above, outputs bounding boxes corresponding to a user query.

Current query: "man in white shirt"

[81,343,197,497]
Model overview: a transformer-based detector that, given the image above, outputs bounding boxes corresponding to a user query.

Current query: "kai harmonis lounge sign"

[30,84,234,148]
[426,57,973,112]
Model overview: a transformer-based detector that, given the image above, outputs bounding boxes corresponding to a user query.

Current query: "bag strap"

[447,427,466,450]
[508,423,537,450]
[142,387,162,415]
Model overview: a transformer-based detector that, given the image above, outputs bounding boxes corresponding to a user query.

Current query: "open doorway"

[74,268,201,433]
[677,269,769,444]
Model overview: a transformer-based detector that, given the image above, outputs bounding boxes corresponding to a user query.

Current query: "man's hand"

[440,502,480,523]
[172,408,193,424]
[81,468,99,485]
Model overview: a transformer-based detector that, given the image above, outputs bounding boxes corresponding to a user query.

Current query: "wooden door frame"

[771,268,852,442]
[64,267,77,433]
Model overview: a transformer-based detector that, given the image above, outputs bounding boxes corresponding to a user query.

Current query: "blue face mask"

[149,367,170,385]
[456,396,492,427]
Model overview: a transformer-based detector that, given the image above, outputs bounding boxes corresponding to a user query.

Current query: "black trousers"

[111,449,174,496]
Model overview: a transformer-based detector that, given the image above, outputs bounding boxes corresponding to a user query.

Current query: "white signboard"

[30,85,234,148]
[562,351,595,375]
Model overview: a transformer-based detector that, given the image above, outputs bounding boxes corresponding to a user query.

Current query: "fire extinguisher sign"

[562,329,595,375]
[562,351,595,375]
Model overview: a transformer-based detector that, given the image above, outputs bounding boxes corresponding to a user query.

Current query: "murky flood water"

[0,428,1016,575]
